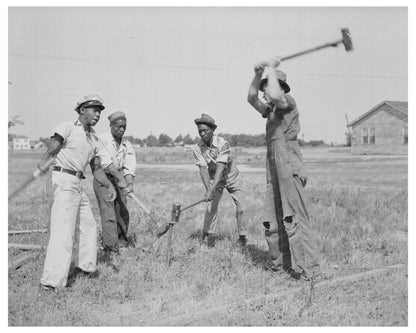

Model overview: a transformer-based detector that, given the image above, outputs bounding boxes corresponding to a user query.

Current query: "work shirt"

[192,134,239,184]
[53,120,112,173]
[265,94,307,179]
[97,131,136,177]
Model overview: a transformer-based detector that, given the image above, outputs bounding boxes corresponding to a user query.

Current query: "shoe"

[207,234,216,248]
[285,268,302,280]
[238,235,248,247]
[98,248,120,272]
[66,267,99,287]
[74,267,100,279]
[268,266,302,280]
[40,284,56,293]
[201,232,215,247]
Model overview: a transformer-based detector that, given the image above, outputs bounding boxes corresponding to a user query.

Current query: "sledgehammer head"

[341,28,353,52]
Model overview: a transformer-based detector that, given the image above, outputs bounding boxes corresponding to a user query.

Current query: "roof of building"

[348,101,408,127]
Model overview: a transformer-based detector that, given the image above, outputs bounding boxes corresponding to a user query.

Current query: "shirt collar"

[108,131,127,146]
[74,119,95,133]
[199,134,219,149]
[210,135,219,148]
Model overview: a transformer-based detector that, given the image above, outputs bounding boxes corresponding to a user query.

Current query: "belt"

[52,166,85,179]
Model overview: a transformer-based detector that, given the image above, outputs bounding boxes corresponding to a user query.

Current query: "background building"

[12,136,30,150]
[348,101,408,155]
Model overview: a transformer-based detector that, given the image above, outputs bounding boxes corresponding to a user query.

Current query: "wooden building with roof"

[348,101,408,155]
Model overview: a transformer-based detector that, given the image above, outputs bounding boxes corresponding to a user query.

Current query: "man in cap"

[192,113,248,247]
[247,58,320,280]
[93,111,136,263]
[37,94,128,291]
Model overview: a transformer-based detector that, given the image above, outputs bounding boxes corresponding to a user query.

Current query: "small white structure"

[13,137,30,150]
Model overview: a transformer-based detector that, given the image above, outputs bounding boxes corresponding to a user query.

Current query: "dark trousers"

[93,175,130,252]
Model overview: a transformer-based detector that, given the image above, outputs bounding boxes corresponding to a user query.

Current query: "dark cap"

[74,94,105,112]
[194,113,217,130]
[259,69,291,93]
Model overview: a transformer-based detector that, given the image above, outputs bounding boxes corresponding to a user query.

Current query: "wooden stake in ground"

[166,203,181,267]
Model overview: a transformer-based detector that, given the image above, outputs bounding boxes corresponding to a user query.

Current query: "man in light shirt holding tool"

[192,113,248,248]
[94,111,137,264]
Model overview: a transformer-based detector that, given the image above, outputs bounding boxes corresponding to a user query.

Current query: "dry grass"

[8,147,407,326]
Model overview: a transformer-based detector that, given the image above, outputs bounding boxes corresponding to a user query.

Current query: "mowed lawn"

[8,147,408,326]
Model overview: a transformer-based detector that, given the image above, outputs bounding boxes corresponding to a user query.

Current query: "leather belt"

[52,166,85,179]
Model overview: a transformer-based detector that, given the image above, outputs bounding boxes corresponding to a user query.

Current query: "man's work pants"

[41,172,97,288]
[203,179,246,237]
[93,176,130,252]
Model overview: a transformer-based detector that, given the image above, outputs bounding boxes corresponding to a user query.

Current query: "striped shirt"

[192,134,239,182]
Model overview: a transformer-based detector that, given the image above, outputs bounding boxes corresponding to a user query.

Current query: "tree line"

[9,133,328,148]
[123,133,269,147]
[123,133,327,147]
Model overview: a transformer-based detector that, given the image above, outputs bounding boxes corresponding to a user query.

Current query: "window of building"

[362,128,368,144]
[403,127,408,144]
[369,128,375,144]
[362,127,376,144]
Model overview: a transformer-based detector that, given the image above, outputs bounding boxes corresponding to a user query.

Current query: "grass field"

[8,147,408,326]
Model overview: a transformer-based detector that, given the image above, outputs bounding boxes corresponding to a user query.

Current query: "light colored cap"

[74,94,105,112]
[108,111,127,124]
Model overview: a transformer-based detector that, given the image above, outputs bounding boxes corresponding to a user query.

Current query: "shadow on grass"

[188,229,272,270]
[188,229,230,242]
[243,244,273,270]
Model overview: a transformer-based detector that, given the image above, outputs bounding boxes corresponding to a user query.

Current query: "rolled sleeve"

[52,122,70,141]
[122,142,136,177]
[95,141,113,169]
[193,144,207,167]
[216,141,231,164]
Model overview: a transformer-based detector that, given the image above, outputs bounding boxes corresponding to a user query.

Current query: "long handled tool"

[8,158,55,201]
[128,193,159,226]
[280,28,353,62]
[156,198,206,238]
[181,198,206,212]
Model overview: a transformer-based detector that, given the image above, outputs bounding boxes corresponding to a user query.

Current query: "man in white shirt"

[37,95,127,291]
[94,111,136,262]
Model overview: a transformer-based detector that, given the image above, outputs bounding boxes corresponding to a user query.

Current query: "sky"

[7,6,408,145]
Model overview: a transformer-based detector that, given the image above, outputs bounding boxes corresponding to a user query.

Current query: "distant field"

[8,147,408,326]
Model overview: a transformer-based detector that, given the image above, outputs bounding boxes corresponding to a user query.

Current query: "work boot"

[285,268,302,280]
[207,234,216,248]
[120,234,137,249]
[98,248,120,273]
[40,284,56,293]
[75,268,100,279]
[238,235,248,247]
[66,267,100,287]
[201,232,215,247]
